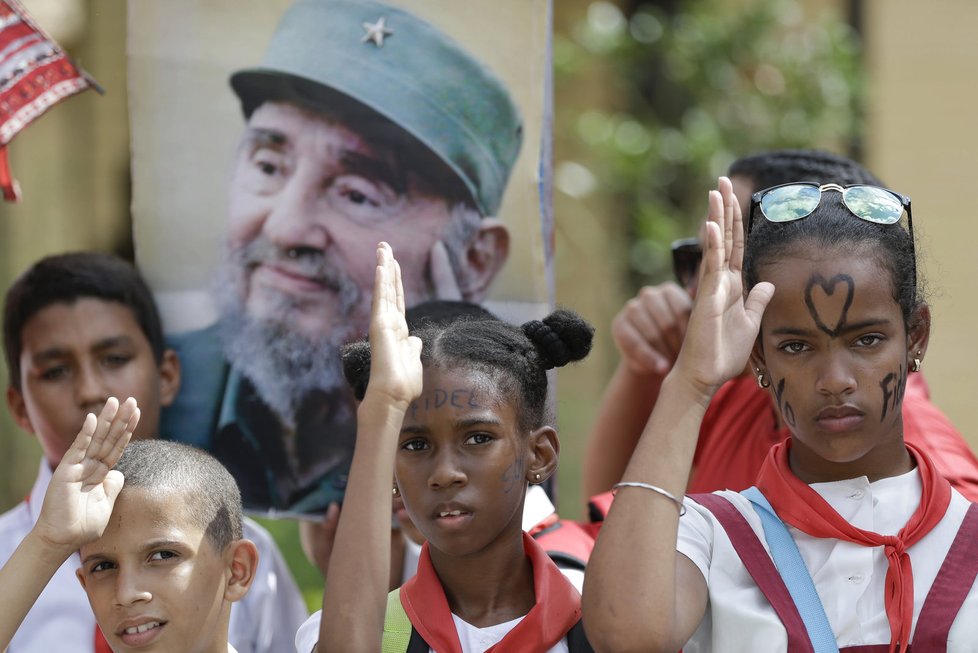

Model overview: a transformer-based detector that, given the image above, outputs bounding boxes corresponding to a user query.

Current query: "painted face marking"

[773,377,796,426]
[879,363,907,421]
[408,388,482,419]
[499,457,523,494]
[804,273,855,337]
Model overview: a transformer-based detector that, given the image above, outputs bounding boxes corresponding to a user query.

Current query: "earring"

[534,473,541,482]
[756,368,770,389]
[392,485,399,497]
[911,358,921,373]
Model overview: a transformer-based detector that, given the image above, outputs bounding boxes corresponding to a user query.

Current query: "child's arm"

[0,397,139,651]
[317,243,422,653]
[582,178,775,653]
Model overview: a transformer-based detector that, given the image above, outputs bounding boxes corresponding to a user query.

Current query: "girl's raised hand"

[367,242,423,409]
[674,177,775,393]
[33,397,140,551]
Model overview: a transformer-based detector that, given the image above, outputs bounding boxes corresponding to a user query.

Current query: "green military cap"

[230,0,523,217]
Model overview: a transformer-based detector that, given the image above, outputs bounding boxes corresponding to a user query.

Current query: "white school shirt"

[0,460,309,653]
[677,467,978,652]
[294,485,580,653]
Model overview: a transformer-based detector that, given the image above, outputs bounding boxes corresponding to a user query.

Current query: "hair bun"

[521,309,594,370]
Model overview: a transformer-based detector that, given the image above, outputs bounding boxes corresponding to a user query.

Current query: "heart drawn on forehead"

[804,273,854,337]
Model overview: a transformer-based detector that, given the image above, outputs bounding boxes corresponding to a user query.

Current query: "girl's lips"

[815,406,865,433]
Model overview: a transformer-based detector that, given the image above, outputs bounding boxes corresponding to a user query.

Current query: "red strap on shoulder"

[690,493,815,653]
[910,502,978,651]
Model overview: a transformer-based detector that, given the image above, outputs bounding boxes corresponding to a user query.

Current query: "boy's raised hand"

[367,242,423,410]
[33,396,140,552]
[675,177,775,393]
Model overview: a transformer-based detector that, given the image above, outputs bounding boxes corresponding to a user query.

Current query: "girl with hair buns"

[301,243,595,652]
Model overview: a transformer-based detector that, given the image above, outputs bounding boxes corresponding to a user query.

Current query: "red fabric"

[689,373,978,501]
[94,626,112,653]
[0,0,99,201]
[399,531,581,653]
[755,440,952,653]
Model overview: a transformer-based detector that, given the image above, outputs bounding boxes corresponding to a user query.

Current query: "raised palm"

[674,177,775,393]
[34,397,140,549]
[367,242,424,409]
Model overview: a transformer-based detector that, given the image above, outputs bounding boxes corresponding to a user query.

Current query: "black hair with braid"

[342,309,594,432]
[729,149,883,190]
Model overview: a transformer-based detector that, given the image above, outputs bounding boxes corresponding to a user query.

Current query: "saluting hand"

[33,397,140,552]
[674,177,775,394]
[367,242,424,410]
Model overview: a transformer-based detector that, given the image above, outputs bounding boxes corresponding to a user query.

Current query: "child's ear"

[224,539,259,603]
[158,348,181,407]
[749,339,767,387]
[6,385,34,434]
[907,304,931,366]
[525,426,559,485]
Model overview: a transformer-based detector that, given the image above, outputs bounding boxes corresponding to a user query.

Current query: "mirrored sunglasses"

[748,182,912,235]
[748,181,916,287]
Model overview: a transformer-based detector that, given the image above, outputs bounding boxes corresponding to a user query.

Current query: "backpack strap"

[910,502,978,651]
[382,589,413,653]
[742,486,839,653]
[691,493,816,653]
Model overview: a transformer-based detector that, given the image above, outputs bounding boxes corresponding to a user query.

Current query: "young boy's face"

[76,487,236,653]
[6,298,179,468]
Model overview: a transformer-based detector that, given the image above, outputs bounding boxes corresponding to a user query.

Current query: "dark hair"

[342,309,594,431]
[729,149,883,190]
[3,252,166,390]
[743,199,921,327]
[405,300,497,331]
[114,440,243,551]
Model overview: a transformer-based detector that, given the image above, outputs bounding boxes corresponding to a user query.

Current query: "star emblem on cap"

[361,16,393,48]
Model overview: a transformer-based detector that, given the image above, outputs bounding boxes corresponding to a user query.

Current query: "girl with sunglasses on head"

[300,243,596,652]
[582,150,978,505]
[583,178,978,652]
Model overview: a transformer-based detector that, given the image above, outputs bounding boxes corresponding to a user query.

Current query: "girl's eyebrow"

[771,317,892,337]
[454,416,504,429]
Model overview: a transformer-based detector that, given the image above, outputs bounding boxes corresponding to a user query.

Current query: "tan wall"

[863,0,978,450]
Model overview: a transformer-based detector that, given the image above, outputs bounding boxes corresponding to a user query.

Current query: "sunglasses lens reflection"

[843,186,904,224]
[759,184,821,223]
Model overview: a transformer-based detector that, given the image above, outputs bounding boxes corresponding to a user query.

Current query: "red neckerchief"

[94,625,112,653]
[755,439,952,653]
[399,531,581,653]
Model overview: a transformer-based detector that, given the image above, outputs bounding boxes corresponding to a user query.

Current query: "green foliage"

[554,0,863,283]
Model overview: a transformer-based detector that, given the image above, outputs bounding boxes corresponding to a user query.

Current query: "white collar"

[522,484,556,531]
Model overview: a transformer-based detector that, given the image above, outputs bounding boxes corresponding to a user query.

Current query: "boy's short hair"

[3,251,165,390]
[114,439,244,550]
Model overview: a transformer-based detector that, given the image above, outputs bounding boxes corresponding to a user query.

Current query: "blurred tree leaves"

[554,0,863,284]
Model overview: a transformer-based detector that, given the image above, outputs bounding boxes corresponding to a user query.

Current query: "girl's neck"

[788,434,915,484]
[429,529,536,628]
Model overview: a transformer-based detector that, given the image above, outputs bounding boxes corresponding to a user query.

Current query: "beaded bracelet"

[612,481,686,516]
